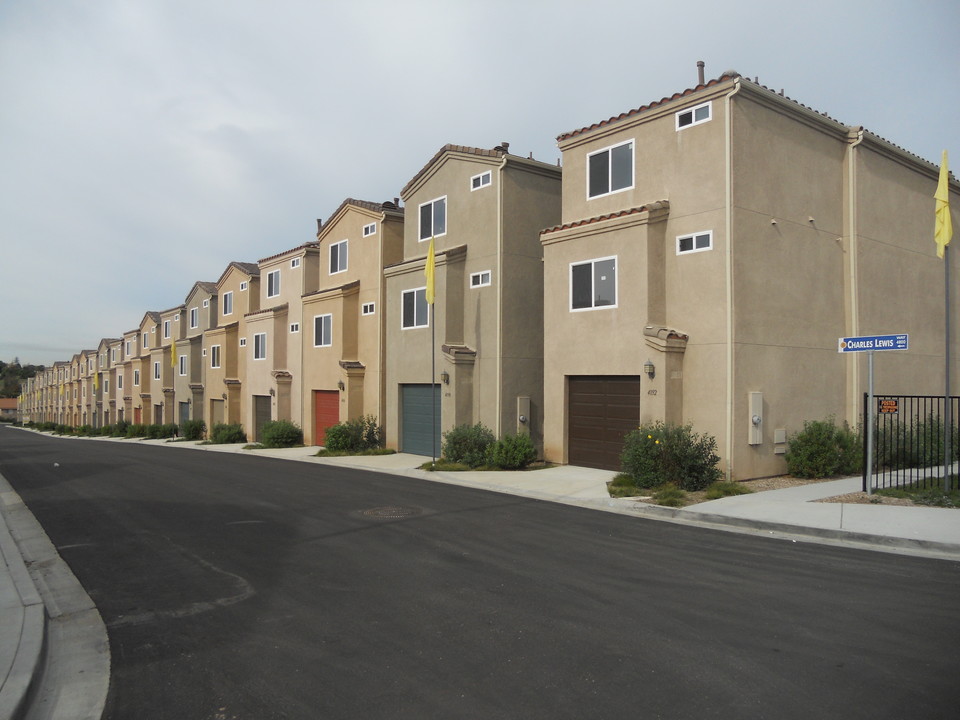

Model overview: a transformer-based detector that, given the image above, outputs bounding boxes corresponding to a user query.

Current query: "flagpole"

[945,244,951,492]
[431,302,436,466]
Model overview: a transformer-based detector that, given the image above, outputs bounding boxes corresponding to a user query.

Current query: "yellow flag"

[935,150,953,259]
[171,337,177,369]
[93,372,99,391]
[424,236,436,305]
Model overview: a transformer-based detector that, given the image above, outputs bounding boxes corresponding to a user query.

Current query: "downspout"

[724,76,742,481]
[496,153,508,437]
[846,129,864,426]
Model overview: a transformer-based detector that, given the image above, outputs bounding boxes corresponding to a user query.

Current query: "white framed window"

[174,313,180,322]
[587,140,633,199]
[142,333,149,349]
[363,222,376,237]
[103,378,109,393]
[330,239,348,274]
[570,256,617,311]
[291,257,301,268]
[676,101,711,130]
[470,270,492,288]
[202,299,210,308]
[267,269,281,298]
[223,291,234,316]
[153,361,161,380]
[418,196,446,241]
[110,348,116,362]
[240,281,248,291]
[178,355,187,376]
[313,314,333,347]
[125,340,131,357]
[117,374,123,390]
[202,348,207,357]
[190,307,199,329]
[362,302,376,316]
[253,333,267,360]
[402,287,429,329]
[290,322,300,333]
[239,337,247,347]
[677,230,713,255]
[163,320,171,339]
[210,345,221,369]
[471,171,492,190]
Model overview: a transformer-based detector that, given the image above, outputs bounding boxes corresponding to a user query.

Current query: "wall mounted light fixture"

[337,380,345,391]
[440,370,449,385]
[644,359,656,379]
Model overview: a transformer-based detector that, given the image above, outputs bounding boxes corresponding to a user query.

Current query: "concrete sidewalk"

[3,430,959,719]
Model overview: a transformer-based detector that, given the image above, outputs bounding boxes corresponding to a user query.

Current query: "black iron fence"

[864,393,960,491]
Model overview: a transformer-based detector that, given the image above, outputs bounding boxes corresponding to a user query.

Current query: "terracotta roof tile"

[540,202,669,236]
[400,144,506,198]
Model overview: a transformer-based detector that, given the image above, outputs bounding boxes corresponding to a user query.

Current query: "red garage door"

[568,376,641,471]
[314,390,340,446]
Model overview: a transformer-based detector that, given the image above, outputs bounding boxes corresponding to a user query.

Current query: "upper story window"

[470,270,492,288]
[291,257,301,268]
[163,320,171,339]
[142,333,149,349]
[189,307,199,329]
[133,369,140,386]
[202,299,210,308]
[125,340,131,357]
[110,348,116,362]
[153,361,161,380]
[117,373,123,390]
[363,222,377,237]
[676,101,711,130]
[419,196,446,241]
[240,281,248,291]
[330,239,348,274]
[178,355,187,376]
[362,302,375,316]
[677,230,713,255]
[253,333,267,360]
[471,171,491,190]
[314,314,333,347]
[267,269,281,298]
[587,141,633,199]
[571,256,617,311]
[402,287,429,329]
[210,345,221,369]
[223,291,234,316]
[290,322,300,334]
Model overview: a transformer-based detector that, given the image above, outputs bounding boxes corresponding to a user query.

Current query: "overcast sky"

[2,0,958,366]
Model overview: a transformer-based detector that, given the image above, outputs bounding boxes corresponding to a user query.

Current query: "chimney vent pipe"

[697,60,705,86]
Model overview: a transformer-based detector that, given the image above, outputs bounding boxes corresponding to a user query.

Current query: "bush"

[181,419,206,441]
[620,421,723,491]
[113,419,130,437]
[323,415,383,452]
[785,418,861,478]
[210,423,247,444]
[487,433,537,470]
[126,423,147,438]
[442,423,495,468]
[261,419,303,448]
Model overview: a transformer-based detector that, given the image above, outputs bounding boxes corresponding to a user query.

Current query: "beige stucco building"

[384,144,561,456]
[541,72,960,478]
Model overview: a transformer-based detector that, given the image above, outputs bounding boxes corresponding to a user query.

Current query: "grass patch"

[420,459,472,471]
[704,481,754,500]
[608,473,643,498]
[243,443,264,450]
[315,448,397,458]
[651,485,687,507]
[876,478,960,508]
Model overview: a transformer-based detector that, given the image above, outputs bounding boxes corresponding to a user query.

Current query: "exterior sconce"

[221,393,227,400]
[644,359,656,379]
[337,380,345,391]
[269,387,275,397]
[440,370,450,385]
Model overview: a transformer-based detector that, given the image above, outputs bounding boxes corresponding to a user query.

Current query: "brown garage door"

[314,390,340,446]
[568,376,641,471]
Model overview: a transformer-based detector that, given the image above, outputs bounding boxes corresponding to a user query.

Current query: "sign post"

[839,334,909,494]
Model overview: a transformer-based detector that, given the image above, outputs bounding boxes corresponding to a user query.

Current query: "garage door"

[314,390,340,446]
[401,384,441,457]
[568,376,641,471]
[253,395,272,442]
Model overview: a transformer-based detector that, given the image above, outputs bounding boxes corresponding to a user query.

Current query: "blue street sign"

[837,334,909,353]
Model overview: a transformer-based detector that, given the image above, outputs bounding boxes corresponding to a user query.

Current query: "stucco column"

[643,326,689,427]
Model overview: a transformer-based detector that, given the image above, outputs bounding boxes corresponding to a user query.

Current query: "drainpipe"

[846,129,864,426]
[724,76,742,481]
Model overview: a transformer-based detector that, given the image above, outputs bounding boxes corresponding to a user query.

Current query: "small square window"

[362,302,376,316]
[239,337,247,347]
[471,171,491,190]
[363,223,376,237]
[202,299,210,308]
[677,231,713,255]
[676,101,712,130]
[290,322,300,333]
[330,239,348,274]
[291,257,301,268]
[419,196,446,241]
[240,281,248,291]
[470,271,492,288]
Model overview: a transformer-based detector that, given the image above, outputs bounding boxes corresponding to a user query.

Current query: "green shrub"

[704,481,754,500]
[487,433,537,470]
[652,484,687,507]
[442,423,495,467]
[620,422,722,491]
[181,419,206,441]
[785,418,861,478]
[874,414,958,471]
[323,415,383,452]
[261,419,303,448]
[112,419,130,437]
[210,423,247,444]
[77,424,93,437]
[126,423,147,438]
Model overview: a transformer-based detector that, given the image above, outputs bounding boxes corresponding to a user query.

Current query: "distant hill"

[1,360,45,398]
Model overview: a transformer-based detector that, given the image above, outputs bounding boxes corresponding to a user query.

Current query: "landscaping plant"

[620,421,722,491]
[785,417,860,478]
[442,423,495,468]
[260,419,303,448]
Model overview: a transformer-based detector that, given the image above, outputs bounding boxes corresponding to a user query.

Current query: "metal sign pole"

[944,244,951,492]
[866,350,875,496]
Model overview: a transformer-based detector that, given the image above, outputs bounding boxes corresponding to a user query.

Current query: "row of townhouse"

[19,70,960,480]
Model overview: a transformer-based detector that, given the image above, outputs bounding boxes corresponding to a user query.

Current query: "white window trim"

[210,345,221,369]
[117,374,123,389]
[266,269,281,298]
[189,308,199,329]
[202,299,210,308]
[178,355,187,377]
[313,314,333,348]
[363,222,376,237]
[239,337,247,347]
[153,362,161,380]
[676,101,712,131]
[253,333,267,360]
[291,257,301,268]
[586,140,634,200]
[569,255,618,312]
[240,281,248,291]
[163,320,171,339]
[418,196,447,242]
[362,302,376,316]
[676,230,714,255]
[401,287,429,329]
[471,171,492,191]
[330,239,348,275]
[290,322,300,333]
[223,291,234,316]
[470,270,492,288]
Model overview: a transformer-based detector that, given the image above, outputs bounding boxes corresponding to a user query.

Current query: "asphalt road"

[2,427,959,719]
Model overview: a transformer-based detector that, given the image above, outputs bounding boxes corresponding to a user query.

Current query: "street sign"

[838,334,908,353]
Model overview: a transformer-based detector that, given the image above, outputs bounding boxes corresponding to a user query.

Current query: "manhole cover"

[361,506,422,519]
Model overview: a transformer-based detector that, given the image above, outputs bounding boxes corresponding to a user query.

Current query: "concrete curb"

[0,491,47,720]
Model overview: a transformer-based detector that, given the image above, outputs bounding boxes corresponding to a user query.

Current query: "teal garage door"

[401,384,441,457]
